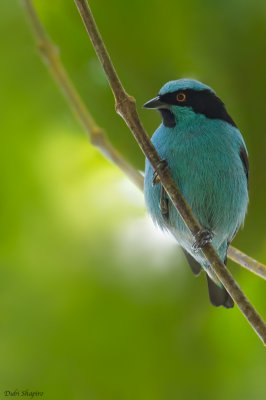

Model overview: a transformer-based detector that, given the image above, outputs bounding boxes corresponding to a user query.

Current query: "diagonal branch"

[74,0,266,344]
[22,0,143,191]
[21,0,266,343]
[22,0,266,281]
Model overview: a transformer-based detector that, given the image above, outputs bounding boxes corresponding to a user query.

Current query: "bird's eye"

[177,93,186,102]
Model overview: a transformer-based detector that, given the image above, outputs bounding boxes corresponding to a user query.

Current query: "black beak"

[142,96,169,109]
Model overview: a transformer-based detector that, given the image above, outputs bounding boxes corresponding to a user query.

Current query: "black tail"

[206,274,234,308]
[182,247,234,309]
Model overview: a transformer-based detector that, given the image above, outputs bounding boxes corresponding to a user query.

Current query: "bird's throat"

[159,109,176,127]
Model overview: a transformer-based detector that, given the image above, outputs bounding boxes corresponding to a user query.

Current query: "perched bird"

[143,79,249,308]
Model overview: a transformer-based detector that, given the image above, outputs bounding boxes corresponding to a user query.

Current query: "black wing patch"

[239,146,249,189]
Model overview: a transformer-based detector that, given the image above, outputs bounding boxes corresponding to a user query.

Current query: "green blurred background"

[1,0,266,399]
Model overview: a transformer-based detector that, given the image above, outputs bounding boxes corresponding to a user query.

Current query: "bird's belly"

[144,144,248,250]
[171,154,245,239]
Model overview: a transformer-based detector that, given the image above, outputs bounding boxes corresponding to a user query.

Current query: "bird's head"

[143,79,236,128]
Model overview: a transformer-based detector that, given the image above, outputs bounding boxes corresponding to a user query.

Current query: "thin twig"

[22,0,266,283]
[228,246,266,280]
[22,0,143,191]
[74,0,266,344]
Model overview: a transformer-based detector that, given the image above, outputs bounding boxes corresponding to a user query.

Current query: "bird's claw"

[152,159,169,186]
[160,186,169,221]
[152,173,160,186]
[192,229,214,252]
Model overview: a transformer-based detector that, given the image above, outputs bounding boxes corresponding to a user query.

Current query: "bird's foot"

[152,159,169,186]
[192,229,214,252]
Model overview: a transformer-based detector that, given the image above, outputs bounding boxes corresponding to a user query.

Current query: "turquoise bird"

[143,79,249,308]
